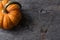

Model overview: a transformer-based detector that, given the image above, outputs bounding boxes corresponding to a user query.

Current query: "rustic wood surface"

[0,0,60,40]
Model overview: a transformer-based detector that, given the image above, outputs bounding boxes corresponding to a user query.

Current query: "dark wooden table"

[0,0,60,40]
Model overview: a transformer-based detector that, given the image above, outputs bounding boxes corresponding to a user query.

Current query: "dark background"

[0,0,60,40]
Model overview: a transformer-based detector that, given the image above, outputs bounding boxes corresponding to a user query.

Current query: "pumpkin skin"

[0,0,22,29]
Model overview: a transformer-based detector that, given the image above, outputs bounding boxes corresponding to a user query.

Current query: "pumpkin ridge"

[3,15,8,29]
[7,15,15,26]
[7,5,20,12]
[8,14,18,26]
[3,15,14,29]
[7,15,15,29]
[7,10,21,25]
[2,14,4,29]
[0,1,3,11]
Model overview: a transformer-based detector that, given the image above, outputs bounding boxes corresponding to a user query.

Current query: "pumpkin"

[0,0,22,29]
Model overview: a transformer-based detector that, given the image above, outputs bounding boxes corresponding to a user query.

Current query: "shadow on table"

[4,9,33,32]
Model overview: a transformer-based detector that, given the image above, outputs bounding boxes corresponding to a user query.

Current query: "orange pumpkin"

[0,0,22,29]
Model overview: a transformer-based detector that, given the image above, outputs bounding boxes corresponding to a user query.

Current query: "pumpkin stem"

[3,1,22,13]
